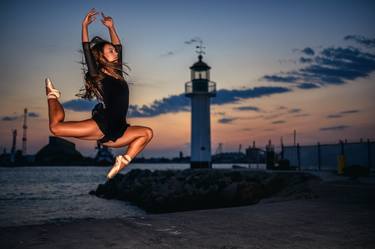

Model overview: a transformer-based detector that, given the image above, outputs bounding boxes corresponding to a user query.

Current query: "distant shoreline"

[0,162,250,167]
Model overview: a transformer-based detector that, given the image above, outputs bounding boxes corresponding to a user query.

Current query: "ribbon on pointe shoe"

[106,155,132,179]
[47,89,61,99]
[45,78,61,99]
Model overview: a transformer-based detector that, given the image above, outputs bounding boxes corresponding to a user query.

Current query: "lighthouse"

[185,44,216,168]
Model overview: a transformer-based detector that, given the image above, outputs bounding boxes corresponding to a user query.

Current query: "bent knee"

[144,127,154,141]
[49,123,61,136]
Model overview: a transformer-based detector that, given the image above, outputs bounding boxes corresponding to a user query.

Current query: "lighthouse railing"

[208,81,216,94]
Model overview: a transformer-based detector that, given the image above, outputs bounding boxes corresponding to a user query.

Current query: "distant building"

[212,152,247,163]
[0,148,11,166]
[94,142,114,165]
[245,147,266,164]
[34,136,85,165]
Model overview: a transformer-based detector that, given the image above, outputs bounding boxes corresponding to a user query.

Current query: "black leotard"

[82,42,130,144]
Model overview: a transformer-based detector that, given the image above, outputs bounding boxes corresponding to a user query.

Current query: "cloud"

[320,125,350,131]
[344,35,375,48]
[264,113,284,120]
[262,106,303,120]
[263,36,375,87]
[62,86,291,118]
[297,83,320,89]
[262,75,299,83]
[28,112,39,118]
[299,57,313,64]
[298,47,375,84]
[327,114,342,119]
[301,47,315,56]
[62,99,98,112]
[184,37,202,45]
[213,111,226,116]
[234,105,261,112]
[292,47,315,56]
[131,86,292,117]
[288,108,301,113]
[212,86,291,106]
[1,116,18,121]
[161,51,175,57]
[1,111,40,121]
[129,94,190,117]
[218,117,238,124]
[272,120,286,124]
[292,113,310,118]
[272,46,375,85]
[64,36,374,119]
[340,109,359,114]
[161,37,202,57]
[326,109,360,119]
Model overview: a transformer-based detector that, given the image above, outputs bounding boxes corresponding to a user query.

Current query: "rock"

[91,169,320,213]
[220,182,238,203]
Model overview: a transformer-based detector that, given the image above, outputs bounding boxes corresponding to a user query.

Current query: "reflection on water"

[0,163,243,227]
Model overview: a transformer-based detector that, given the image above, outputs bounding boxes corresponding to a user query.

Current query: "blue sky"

[0,0,374,158]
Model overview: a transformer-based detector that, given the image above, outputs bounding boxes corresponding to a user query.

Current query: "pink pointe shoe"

[45,77,61,99]
[106,155,132,180]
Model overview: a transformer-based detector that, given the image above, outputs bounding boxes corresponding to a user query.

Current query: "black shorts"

[92,103,130,144]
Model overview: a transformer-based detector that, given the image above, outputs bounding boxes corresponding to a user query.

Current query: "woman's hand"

[103,12,121,45]
[82,8,98,27]
[101,12,114,29]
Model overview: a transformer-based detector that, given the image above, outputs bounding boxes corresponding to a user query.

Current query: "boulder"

[90,169,320,213]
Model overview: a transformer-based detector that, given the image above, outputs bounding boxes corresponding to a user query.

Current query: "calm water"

[0,163,244,227]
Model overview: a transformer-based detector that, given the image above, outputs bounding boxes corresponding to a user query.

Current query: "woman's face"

[103,44,118,63]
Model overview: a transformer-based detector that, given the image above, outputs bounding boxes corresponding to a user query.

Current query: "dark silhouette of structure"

[94,142,114,165]
[22,108,28,155]
[34,136,85,165]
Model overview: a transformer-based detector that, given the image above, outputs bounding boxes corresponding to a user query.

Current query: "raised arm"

[101,12,121,45]
[101,12,123,69]
[82,9,99,77]
[82,8,98,42]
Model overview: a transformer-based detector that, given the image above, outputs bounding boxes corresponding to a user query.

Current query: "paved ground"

[1,174,374,249]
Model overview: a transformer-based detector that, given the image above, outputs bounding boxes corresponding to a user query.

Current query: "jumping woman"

[45,8,153,179]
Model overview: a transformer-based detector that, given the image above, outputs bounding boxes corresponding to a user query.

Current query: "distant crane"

[215,142,223,155]
[238,144,242,153]
[22,108,28,155]
[10,129,17,163]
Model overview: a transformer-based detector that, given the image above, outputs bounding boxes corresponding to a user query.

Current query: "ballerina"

[45,8,153,179]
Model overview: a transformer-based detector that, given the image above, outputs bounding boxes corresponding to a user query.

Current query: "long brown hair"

[76,36,130,102]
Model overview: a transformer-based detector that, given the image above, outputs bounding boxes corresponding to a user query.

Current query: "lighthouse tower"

[185,44,216,168]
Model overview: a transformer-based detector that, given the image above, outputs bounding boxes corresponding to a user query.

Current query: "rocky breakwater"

[90,169,320,213]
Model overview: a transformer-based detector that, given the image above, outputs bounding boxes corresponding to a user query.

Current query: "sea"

[0,163,248,227]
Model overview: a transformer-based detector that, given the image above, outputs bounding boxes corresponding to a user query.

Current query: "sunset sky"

[0,0,374,158]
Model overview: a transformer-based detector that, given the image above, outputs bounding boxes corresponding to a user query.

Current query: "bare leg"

[48,98,65,125]
[124,135,151,161]
[103,126,153,178]
[45,80,105,140]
